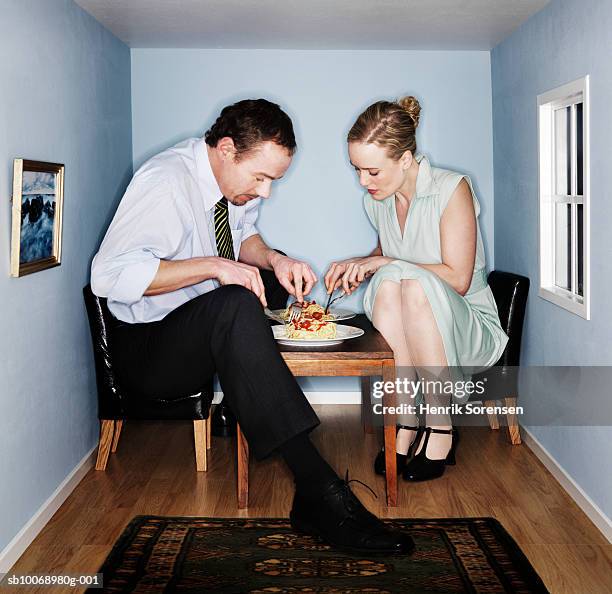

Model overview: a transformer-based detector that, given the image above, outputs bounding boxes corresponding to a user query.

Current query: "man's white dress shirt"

[91,137,261,323]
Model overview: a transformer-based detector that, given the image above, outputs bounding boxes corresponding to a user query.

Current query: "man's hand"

[325,256,392,295]
[216,258,268,307]
[269,253,317,303]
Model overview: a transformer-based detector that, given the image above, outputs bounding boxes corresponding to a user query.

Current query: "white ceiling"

[74,0,550,50]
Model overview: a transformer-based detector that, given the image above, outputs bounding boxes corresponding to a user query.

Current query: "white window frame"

[537,76,590,319]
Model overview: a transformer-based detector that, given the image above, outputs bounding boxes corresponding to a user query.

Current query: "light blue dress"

[362,154,508,382]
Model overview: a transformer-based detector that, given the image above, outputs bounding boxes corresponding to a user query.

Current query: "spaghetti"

[281,300,335,322]
[283,300,337,340]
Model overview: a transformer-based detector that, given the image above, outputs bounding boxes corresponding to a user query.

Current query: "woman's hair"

[347,95,421,160]
[205,98,296,158]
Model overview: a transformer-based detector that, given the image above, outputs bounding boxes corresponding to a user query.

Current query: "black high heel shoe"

[374,425,422,476]
[402,427,459,482]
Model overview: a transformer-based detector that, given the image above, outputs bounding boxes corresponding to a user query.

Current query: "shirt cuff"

[109,258,161,305]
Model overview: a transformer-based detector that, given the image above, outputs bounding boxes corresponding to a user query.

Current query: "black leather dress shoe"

[211,402,237,437]
[290,476,415,556]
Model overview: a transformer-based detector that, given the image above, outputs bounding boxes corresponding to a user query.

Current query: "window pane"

[555,203,572,290]
[554,107,571,195]
[576,102,583,196]
[577,204,583,296]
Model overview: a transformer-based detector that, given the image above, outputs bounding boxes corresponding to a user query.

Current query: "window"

[538,76,590,319]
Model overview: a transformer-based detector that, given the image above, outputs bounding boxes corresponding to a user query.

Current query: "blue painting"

[20,171,56,264]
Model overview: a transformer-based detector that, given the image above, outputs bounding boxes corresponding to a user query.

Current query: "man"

[91,99,413,555]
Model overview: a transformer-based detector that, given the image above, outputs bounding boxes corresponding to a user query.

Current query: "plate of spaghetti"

[272,322,364,347]
[266,300,355,323]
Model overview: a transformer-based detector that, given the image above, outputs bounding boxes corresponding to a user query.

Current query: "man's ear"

[400,150,413,171]
[216,137,237,161]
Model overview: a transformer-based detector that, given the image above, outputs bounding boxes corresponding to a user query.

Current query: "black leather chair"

[471,270,530,444]
[83,285,215,472]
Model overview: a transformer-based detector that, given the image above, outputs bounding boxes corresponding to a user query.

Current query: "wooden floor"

[10,405,612,593]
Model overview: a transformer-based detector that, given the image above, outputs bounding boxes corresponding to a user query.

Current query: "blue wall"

[132,49,495,307]
[131,49,495,393]
[492,0,612,519]
[0,0,132,555]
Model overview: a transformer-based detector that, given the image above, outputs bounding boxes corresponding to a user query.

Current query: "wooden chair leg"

[484,400,500,430]
[206,410,212,450]
[505,397,522,445]
[194,419,208,471]
[361,376,375,434]
[111,420,123,453]
[237,423,249,509]
[95,420,115,470]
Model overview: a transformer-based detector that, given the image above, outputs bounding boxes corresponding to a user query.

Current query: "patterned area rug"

[91,516,549,593]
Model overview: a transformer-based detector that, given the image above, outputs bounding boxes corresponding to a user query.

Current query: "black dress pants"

[112,274,320,460]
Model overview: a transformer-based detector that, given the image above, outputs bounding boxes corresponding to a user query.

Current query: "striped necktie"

[214,196,235,260]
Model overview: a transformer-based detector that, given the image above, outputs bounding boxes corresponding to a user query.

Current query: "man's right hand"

[144,257,266,307]
[215,258,267,307]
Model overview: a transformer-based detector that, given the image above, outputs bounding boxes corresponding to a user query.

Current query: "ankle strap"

[426,427,454,435]
[397,424,419,431]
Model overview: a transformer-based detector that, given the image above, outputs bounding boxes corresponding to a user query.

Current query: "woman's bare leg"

[400,279,453,459]
[372,281,419,454]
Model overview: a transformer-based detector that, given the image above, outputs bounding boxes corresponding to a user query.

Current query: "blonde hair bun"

[348,97,421,159]
[397,96,421,128]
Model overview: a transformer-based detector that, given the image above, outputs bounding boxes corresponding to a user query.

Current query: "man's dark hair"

[205,99,296,158]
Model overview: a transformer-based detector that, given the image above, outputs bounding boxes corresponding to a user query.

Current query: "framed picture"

[10,159,65,277]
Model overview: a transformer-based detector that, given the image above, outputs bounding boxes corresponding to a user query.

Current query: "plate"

[265,307,356,323]
[272,324,364,347]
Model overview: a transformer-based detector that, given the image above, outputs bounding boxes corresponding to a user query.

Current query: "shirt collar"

[194,137,224,211]
[380,153,436,203]
[414,153,436,197]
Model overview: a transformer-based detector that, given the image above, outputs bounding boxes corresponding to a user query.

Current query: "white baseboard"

[522,426,612,544]
[0,445,97,573]
[213,391,361,405]
[305,391,361,404]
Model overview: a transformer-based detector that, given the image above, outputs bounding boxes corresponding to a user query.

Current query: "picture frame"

[10,159,65,277]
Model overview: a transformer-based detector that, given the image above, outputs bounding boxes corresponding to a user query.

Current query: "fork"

[287,301,304,323]
[324,289,346,314]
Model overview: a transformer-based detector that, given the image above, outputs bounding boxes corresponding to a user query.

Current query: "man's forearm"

[238,234,281,271]
[144,257,219,296]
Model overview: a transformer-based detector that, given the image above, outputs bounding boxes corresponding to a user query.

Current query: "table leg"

[237,424,249,509]
[382,360,398,507]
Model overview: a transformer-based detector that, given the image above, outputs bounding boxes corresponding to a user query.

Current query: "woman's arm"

[369,239,382,257]
[416,179,476,296]
[324,238,381,293]
[337,180,477,296]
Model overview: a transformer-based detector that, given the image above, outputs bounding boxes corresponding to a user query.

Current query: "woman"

[325,96,508,481]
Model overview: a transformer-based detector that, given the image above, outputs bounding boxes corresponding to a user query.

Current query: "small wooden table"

[236,315,399,508]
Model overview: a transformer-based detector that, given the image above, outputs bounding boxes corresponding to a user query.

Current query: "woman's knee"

[372,281,401,329]
[401,279,429,311]
[373,280,401,311]
[372,281,410,354]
